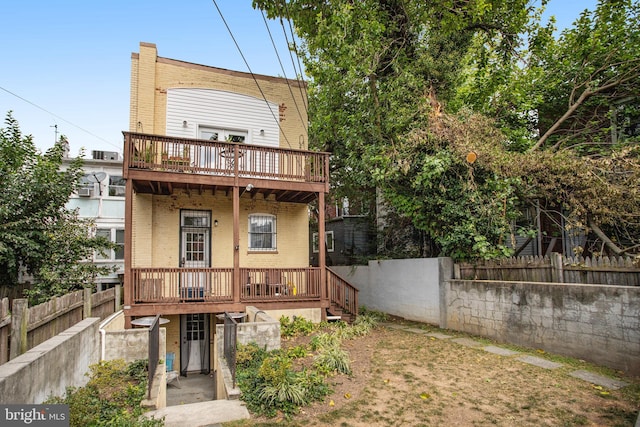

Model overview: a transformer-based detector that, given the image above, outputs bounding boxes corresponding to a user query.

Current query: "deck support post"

[319,191,327,304]
[233,185,240,303]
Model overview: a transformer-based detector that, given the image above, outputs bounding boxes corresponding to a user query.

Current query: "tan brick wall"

[164,314,180,370]
[132,194,153,267]
[131,190,309,268]
[130,42,308,149]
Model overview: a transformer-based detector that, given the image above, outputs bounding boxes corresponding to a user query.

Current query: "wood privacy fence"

[0,286,121,366]
[454,253,640,286]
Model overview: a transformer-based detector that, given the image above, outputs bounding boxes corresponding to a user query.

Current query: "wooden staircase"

[327,304,356,323]
[327,268,358,323]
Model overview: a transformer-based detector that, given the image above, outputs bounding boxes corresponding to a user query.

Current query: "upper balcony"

[123,132,330,203]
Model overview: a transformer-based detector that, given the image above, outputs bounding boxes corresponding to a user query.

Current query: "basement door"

[180,313,210,374]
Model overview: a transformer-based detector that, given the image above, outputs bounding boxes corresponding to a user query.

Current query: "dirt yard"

[228,318,640,427]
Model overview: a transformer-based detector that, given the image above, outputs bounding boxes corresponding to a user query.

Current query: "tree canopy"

[255,0,640,260]
[0,112,114,303]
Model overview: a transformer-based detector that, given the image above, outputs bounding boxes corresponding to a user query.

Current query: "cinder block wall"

[0,318,101,404]
[443,280,640,376]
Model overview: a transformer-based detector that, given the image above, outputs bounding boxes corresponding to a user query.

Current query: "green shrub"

[236,342,268,369]
[286,344,308,359]
[314,346,352,375]
[280,315,315,338]
[46,359,163,427]
[309,332,341,351]
[259,378,307,406]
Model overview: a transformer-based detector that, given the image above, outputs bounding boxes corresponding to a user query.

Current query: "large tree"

[255,0,640,260]
[0,112,114,303]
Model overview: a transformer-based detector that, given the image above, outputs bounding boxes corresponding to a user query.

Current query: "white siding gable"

[166,88,280,147]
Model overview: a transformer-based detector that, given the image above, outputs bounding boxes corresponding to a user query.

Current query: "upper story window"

[248,214,276,251]
[95,228,124,261]
[77,174,96,197]
[200,127,247,143]
[108,175,126,197]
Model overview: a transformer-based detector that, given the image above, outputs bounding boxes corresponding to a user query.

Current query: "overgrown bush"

[236,310,380,418]
[236,343,331,418]
[46,359,163,427]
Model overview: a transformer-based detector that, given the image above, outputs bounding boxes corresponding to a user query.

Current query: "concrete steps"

[144,399,249,427]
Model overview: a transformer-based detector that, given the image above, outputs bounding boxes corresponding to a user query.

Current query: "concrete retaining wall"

[215,310,281,353]
[0,318,101,404]
[335,258,639,376]
[100,311,166,364]
[443,280,640,376]
[333,258,451,324]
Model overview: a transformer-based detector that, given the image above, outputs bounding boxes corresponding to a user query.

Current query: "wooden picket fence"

[0,286,121,366]
[454,254,640,286]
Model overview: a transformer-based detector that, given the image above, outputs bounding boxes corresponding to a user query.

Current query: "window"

[108,175,126,197]
[77,174,96,197]
[248,214,276,251]
[312,231,335,253]
[200,127,247,143]
[95,228,124,261]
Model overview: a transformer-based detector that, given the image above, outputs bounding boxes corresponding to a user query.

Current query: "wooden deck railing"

[132,267,234,303]
[131,267,322,303]
[327,268,359,316]
[240,267,321,300]
[124,132,329,184]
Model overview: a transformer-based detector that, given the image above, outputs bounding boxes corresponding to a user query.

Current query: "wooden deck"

[121,132,355,321]
[123,132,329,203]
[127,267,357,318]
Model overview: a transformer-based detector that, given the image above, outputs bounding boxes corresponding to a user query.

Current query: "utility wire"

[211,0,296,151]
[0,85,121,151]
[260,9,308,140]
[280,1,309,112]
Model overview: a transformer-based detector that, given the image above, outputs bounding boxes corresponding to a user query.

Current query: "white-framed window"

[95,228,124,260]
[248,214,276,251]
[77,175,95,197]
[108,175,126,197]
[312,231,335,253]
[200,126,247,143]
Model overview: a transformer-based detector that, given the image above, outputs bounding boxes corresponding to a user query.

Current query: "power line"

[279,1,309,113]
[0,85,121,151]
[211,0,296,151]
[260,9,308,137]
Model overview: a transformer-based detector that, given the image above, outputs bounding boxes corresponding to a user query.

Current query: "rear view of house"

[122,42,356,375]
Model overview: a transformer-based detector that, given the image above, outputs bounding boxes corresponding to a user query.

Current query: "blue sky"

[1,0,597,157]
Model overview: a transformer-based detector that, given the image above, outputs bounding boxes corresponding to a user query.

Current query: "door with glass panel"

[180,313,210,374]
[180,210,210,300]
[199,127,248,173]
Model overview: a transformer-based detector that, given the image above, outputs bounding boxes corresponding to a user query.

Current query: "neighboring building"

[123,43,357,375]
[310,216,376,266]
[63,149,125,289]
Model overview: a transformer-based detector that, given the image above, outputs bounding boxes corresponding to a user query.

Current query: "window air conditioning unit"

[78,187,92,197]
